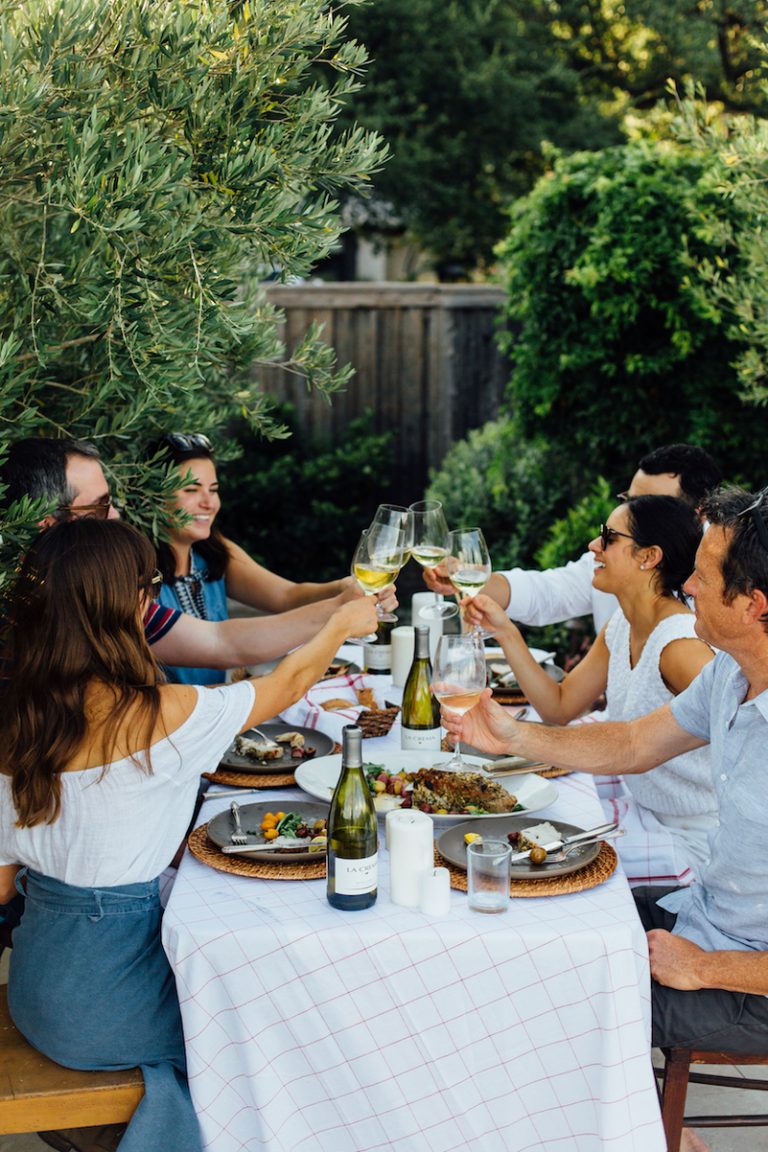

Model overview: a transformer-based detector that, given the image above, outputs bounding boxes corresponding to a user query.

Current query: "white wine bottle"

[327,724,378,910]
[364,618,394,675]
[401,626,441,750]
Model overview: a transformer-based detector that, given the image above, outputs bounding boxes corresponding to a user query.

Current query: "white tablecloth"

[163,670,665,1152]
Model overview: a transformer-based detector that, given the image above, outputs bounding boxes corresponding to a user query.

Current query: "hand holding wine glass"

[440,687,519,758]
[431,634,488,771]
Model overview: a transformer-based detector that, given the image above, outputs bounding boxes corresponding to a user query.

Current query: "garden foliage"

[0,0,385,576]
[221,409,394,583]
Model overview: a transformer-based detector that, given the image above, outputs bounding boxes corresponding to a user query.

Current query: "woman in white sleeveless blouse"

[465,495,716,884]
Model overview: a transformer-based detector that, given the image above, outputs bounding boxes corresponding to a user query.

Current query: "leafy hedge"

[219,409,394,584]
[497,139,760,487]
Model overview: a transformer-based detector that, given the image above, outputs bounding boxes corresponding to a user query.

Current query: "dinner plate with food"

[484,647,565,697]
[437,816,603,880]
[294,751,558,819]
[218,722,334,775]
[206,801,329,863]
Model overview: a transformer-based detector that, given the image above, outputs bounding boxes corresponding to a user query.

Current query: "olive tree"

[0,0,385,570]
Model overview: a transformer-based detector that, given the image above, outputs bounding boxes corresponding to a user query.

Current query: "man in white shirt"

[424,442,721,632]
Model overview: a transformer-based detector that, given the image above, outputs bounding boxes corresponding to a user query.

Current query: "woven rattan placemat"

[435,842,617,898]
[188,824,326,880]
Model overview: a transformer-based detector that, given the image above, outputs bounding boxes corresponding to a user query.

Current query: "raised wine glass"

[348,524,407,642]
[448,527,492,637]
[365,505,411,620]
[408,499,458,621]
[431,634,488,772]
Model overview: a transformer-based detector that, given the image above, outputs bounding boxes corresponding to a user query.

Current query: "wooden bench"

[0,985,143,1134]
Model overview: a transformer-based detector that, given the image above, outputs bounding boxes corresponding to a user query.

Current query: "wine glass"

[409,499,459,621]
[370,504,413,563]
[431,634,488,772]
[350,524,407,640]
[448,527,492,637]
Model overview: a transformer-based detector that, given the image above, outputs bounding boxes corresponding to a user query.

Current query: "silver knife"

[508,821,619,863]
[220,839,322,855]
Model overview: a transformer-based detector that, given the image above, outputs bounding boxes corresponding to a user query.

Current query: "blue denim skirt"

[9,870,202,1152]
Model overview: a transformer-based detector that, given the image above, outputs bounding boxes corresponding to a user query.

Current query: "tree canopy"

[0,0,384,566]
[338,0,768,275]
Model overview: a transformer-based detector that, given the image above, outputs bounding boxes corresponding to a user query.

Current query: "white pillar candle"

[390,625,415,688]
[388,809,434,907]
[420,867,451,917]
[410,593,443,660]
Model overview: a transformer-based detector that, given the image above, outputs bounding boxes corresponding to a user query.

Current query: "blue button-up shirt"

[662,651,768,952]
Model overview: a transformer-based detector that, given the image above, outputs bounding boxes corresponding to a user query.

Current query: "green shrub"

[497,139,763,489]
[425,416,577,570]
[219,409,395,583]
[535,478,615,569]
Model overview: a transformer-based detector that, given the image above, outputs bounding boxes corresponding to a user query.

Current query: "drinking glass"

[370,504,413,559]
[409,499,458,621]
[349,524,407,641]
[466,840,511,913]
[448,527,492,638]
[431,634,487,771]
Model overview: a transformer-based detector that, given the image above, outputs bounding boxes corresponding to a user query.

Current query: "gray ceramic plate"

[437,815,601,880]
[219,722,334,775]
[206,801,330,864]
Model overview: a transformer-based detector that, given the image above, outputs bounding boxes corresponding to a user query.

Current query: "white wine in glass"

[431,635,487,771]
[448,527,492,637]
[409,499,458,621]
[349,525,405,641]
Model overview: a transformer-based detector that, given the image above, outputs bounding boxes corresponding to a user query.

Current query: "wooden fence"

[258,282,511,502]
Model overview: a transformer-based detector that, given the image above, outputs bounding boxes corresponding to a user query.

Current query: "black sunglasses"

[738,487,768,552]
[599,523,634,551]
[162,433,214,455]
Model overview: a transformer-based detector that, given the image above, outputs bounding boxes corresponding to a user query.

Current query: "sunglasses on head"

[738,487,768,552]
[599,523,634,551]
[162,433,214,455]
[140,569,164,599]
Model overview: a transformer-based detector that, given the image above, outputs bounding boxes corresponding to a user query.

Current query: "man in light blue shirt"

[442,484,768,1054]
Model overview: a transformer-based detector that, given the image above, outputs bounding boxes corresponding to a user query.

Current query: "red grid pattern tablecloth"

[163,772,665,1152]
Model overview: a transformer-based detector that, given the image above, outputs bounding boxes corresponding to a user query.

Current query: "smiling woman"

[461,495,718,886]
[153,433,372,685]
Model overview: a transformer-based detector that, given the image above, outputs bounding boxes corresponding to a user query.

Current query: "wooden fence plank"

[259,283,510,500]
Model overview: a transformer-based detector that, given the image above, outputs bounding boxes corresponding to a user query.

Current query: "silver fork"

[230,801,248,845]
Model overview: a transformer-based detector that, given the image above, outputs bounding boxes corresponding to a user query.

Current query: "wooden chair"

[0,985,144,1135]
[658,1046,768,1152]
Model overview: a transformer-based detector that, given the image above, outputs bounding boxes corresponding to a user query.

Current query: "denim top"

[158,549,229,685]
[663,651,768,951]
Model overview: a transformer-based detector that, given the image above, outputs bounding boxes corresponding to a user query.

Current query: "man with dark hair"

[1,437,389,666]
[444,485,768,1062]
[424,442,722,632]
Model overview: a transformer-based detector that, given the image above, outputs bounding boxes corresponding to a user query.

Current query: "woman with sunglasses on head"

[0,519,376,1152]
[152,433,393,685]
[464,495,717,884]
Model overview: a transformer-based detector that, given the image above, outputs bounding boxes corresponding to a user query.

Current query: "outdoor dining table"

[162,663,667,1152]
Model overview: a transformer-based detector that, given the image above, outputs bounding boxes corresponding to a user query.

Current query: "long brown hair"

[1,520,164,826]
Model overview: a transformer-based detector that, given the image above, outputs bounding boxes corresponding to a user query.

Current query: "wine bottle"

[327,724,378,910]
[401,626,442,750]
[364,618,394,675]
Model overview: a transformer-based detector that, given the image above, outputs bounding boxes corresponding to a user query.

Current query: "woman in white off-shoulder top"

[0,519,376,1152]
[464,495,717,885]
